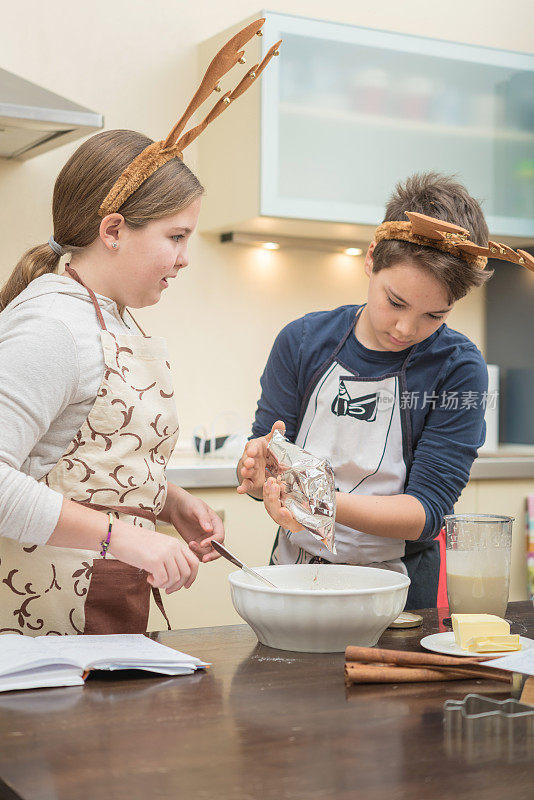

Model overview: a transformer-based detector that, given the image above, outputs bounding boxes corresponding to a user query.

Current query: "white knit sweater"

[0,274,143,544]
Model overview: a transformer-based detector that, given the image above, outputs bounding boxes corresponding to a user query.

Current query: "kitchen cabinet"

[198,13,534,243]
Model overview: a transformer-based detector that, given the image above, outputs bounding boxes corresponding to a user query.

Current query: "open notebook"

[0,634,209,693]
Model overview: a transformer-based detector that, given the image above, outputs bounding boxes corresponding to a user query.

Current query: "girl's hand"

[237,420,286,498]
[263,476,305,534]
[169,490,225,563]
[109,521,200,594]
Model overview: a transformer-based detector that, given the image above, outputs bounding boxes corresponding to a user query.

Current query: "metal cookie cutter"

[444,693,534,763]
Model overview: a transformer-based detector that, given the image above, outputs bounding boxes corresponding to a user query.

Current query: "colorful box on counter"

[527,495,534,600]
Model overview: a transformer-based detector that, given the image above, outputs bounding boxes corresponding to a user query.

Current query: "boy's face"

[363,246,453,351]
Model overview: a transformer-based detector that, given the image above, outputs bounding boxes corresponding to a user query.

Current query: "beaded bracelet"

[100,512,114,558]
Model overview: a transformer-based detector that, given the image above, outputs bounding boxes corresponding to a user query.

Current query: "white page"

[0,676,84,693]
[110,666,196,675]
[0,664,84,693]
[0,634,83,675]
[36,634,209,670]
[485,649,534,676]
[0,633,209,691]
[96,660,198,670]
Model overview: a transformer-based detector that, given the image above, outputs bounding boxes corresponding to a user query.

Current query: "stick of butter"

[451,614,509,650]
[466,634,521,653]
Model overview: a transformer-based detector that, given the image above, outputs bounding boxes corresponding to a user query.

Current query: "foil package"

[266,430,336,554]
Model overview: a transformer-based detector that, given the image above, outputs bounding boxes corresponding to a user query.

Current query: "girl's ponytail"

[0,245,59,312]
[0,128,203,313]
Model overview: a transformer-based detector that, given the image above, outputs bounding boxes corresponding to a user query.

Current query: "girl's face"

[363,256,453,351]
[106,198,202,308]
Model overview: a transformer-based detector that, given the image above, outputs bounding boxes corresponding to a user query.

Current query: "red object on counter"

[437,527,448,610]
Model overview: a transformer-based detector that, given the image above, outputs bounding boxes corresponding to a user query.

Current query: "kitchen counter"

[0,602,532,800]
[167,446,534,488]
[471,445,534,480]
[167,452,238,489]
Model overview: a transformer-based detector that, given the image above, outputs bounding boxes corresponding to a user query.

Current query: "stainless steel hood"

[0,67,103,159]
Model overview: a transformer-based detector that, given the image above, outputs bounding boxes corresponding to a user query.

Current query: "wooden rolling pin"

[344,646,511,685]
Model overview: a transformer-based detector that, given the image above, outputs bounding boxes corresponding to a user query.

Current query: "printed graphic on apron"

[331,380,395,422]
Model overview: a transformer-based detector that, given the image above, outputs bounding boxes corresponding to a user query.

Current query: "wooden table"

[0,603,533,800]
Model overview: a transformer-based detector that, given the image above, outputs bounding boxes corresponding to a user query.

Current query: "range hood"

[0,67,103,160]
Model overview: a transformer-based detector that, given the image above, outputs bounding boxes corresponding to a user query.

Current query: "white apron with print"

[0,267,179,636]
[272,311,414,572]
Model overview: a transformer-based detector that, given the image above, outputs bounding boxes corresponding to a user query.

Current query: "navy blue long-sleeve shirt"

[252,304,488,542]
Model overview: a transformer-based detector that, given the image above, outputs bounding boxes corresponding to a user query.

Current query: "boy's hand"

[263,476,304,533]
[237,420,286,499]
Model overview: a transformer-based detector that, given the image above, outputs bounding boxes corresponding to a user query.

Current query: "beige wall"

[1,1,533,443]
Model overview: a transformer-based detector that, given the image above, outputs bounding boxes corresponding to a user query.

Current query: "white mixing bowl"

[229,564,410,653]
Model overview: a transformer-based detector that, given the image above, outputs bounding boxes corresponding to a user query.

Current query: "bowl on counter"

[228,564,410,653]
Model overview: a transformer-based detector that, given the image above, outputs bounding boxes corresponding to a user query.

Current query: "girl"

[0,128,224,636]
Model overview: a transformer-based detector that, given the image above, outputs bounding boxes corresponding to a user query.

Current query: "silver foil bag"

[266,430,336,554]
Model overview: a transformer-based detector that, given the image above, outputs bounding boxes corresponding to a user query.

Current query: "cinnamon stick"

[344,663,467,685]
[400,662,511,682]
[345,645,495,667]
[344,661,511,686]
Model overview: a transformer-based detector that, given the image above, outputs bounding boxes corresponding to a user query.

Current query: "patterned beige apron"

[0,266,179,636]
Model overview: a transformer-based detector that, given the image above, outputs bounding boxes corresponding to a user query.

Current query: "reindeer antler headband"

[99,18,281,218]
[375,212,534,273]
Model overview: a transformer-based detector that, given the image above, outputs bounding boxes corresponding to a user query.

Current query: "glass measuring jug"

[444,514,513,617]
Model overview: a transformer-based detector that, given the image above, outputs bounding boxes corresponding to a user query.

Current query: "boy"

[237,172,492,610]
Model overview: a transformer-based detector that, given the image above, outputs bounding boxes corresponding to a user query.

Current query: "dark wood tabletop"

[0,602,533,800]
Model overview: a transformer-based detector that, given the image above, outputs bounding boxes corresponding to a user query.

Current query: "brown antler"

[405,212,470,241]
[99,19,281,217]
[162,18,267,149]
[457,240,534,272]
[406,211,534,271]
[174,39,282,151]
[375,211,534,273]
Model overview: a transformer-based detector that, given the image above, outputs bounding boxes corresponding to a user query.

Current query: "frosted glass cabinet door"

[261,14,534,237]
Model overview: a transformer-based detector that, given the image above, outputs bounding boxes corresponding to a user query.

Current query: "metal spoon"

[211,540,277,588]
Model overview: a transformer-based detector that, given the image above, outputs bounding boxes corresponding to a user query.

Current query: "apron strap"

[74,500,157,525]
[333,306,362,361]
[65,265,150,339]
[401,344,418,371]
[65,265,107,331]
[297,306,362,434]
[126,309,149,338]
[151,587,172,630]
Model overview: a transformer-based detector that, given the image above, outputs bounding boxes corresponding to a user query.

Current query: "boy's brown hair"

[372,173,492,302]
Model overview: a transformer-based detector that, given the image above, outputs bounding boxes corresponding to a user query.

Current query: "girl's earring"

[112,243,118,249]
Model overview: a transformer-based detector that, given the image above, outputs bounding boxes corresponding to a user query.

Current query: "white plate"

[420,632,534,657]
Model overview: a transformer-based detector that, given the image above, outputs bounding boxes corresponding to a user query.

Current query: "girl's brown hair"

[372,172,492,303]
[0,129,204,311]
